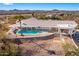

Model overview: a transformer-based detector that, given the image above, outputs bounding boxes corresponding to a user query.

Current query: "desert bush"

[62,43,79,56]
[0,38,19,56]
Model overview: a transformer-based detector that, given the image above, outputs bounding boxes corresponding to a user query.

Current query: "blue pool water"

[16,29,42,35]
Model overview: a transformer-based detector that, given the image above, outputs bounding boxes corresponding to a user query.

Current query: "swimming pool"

[16,29,43,35]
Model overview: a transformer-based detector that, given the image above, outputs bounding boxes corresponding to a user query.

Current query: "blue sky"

[0,3,79,10]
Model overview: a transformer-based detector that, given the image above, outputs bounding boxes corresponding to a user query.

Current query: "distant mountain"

[0,9,79,15]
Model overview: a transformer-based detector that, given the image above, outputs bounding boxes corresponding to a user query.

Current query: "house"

[9,17,78,39]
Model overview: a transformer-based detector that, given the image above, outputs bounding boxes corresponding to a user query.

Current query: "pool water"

[16,29,42,35]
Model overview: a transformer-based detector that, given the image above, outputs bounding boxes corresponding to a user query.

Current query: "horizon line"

[0,9,79,11]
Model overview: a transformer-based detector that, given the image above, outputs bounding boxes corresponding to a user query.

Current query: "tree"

[13,15,25,29]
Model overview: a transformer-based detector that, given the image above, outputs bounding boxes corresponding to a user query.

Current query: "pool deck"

[16,32,54,38]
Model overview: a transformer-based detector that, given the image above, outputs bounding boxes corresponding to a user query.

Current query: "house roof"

[13,17,78,29]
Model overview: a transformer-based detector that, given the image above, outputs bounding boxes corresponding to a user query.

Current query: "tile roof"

[15,17,78,29]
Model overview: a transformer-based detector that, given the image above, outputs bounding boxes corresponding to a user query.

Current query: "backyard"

[16,35,77,56]
[0,13,79,56]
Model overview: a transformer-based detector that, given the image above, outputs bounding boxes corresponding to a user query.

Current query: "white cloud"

[2,3,13,5]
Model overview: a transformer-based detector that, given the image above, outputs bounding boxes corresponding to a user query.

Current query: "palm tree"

[32,12,35,17]
[14,15,25,29]
[13,15,25,35]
